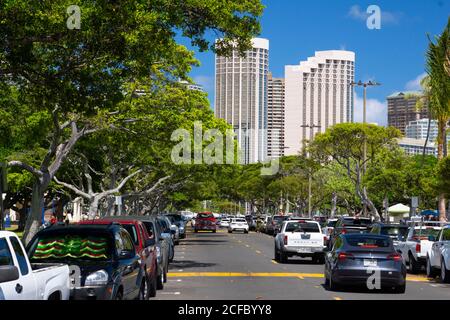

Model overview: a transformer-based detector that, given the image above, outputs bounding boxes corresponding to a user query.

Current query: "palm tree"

[426,18,450,221]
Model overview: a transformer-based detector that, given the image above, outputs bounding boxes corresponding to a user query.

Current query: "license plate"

[363,259,377,267]
[297,247,311,253]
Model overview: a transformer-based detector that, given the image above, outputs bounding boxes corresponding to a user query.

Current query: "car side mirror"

[119,250,135,260]
[428,235,436,242]
[145,238,156,247]
[0,265,19,283]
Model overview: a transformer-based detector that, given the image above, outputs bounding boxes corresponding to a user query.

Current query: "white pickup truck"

[397,224,442,274]
[274,220,326,264]
[0,231,70,300]
[426,225,450,283]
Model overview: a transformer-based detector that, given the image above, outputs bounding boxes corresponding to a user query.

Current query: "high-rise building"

[284,50,355,155]
[387,92,428,134]
[267,73,285,159]
[405,118,438,141]
[397,137,437,157]
[214,38,269,164]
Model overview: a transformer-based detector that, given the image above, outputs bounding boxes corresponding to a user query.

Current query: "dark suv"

[329,216,373,248]
[27,224,148,300]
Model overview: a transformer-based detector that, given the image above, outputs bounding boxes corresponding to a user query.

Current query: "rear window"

[327,220,338,227]
[285,222,320,233]
[273,216,288,222]
[29,232,113,261]
[346,236,390,248]
[197,213,214,219]
[381,227,408,238]
[343,218,372,226]
[0,239,13,266]
[412,228,440,239]
[142,221,155,237]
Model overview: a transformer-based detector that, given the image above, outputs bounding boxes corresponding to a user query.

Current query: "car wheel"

[408,253,421,274]
[244,230,249,234]
[212,230,216,233]
[163,262,168,283]
[148,268,157,298]
[136,280,147,300]
[157,267,164,290]
[114,289,123,300]
[194,229,198,233]
[274,247,280,261]
[426,256,438,278]
[392,284,406,294]
[279,251,288,263]
[228,230,232,233]
[441,259,450,283]
[315,254,325,264]
[328,274,339,291]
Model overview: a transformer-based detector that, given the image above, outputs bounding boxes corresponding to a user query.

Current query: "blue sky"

[180,0,450,126]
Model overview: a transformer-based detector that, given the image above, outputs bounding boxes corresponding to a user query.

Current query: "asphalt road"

[156,228,450,300]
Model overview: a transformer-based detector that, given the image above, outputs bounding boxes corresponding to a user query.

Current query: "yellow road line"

[333,297,343,301]
[168,272,324,278]
[271,260,278,264]
[167,272,431,282]
[255,250,262,254]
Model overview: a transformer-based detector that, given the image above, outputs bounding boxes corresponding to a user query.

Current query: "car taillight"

[338,252,353,261]
[283,235,288,245]
[387,253,402,262]
[341,229,347,235]
[416,243,421,253]
[323,236,327,243]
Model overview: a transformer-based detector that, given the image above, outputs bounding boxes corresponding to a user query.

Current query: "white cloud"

[353,92,387,126]
[405,72,427,91]
[193,75,214,92]
[347,5,402,25]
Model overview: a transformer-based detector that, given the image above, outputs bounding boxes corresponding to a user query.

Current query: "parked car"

[228,218,249,234]
[166,214,187,239]
[245,215,256,231]
[127,216,170,285]
[159,216,180,245]
[274,220,326,264]
[0,231,70,300]
[266,215,289,236]
[155,216,175,262]
[322,219,338,245]
[81,218,160,292]
[397,223,442,274]
[369,223,409,252]
[324,233,406,293]
[329,216,373,248]
[219,218,231,228]
[27,224,148,300]
[194,212,217,233]
[426,225,450,282]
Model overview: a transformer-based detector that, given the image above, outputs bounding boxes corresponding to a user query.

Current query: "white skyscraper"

[215,38,269,164]
[284,50,355,155]
[267,73,285,159]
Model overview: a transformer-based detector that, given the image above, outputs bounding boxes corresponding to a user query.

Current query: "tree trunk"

[88,197,99,219]
[438,119,448,221]
[23,182,45,244]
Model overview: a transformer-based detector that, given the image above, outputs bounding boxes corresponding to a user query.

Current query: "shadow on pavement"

[320,283,404,294]
[169,260,217,269]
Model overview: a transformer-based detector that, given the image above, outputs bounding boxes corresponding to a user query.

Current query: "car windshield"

[343,218,372,226]
[29,232,113,261]
[167,215,183,222]
[285,222,320,233]
[346,236,390,248]
[412,228,441,239]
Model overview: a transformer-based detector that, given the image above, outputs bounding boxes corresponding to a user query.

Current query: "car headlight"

[85,270,109,286]
[179,226,184,231]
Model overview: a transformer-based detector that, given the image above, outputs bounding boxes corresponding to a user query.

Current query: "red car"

[79,218,159,298]
[194,212,217,233]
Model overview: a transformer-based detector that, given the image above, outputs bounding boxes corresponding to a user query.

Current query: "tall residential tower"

[267,73,285,159]
[284,50,355,155]
[214,38,269,164]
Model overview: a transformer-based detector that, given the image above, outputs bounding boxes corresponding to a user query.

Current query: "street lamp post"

[351,80,381,217]
[300,124,321,219]
[350,80,381,173]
